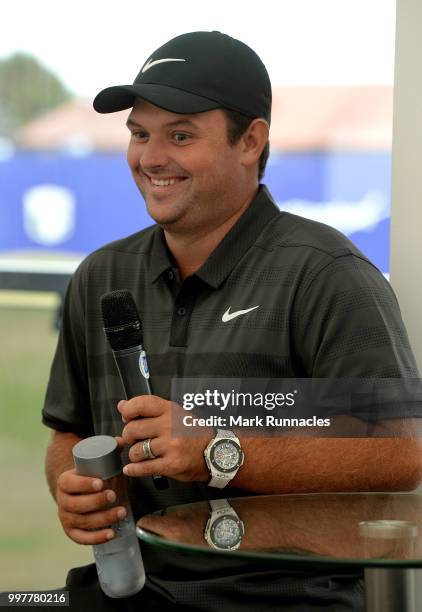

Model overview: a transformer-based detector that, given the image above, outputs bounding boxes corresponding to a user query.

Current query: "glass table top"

[136,493,422,568]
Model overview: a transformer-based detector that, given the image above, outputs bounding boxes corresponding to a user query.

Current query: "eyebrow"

[125,117,199,130]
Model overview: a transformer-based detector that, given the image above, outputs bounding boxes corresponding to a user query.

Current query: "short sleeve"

[294,254,419,378]
[292,255,422,424]
[42,266,94,437]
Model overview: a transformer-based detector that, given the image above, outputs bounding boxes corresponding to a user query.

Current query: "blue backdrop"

[0,151,391,274]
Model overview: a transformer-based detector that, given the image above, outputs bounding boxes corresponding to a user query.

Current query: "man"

[42,31,421,609]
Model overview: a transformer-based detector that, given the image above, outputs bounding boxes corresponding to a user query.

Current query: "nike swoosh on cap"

[222,306,260,323]
[141,57,187,73]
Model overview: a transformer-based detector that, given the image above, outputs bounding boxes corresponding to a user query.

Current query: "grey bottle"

[72,435,145,598]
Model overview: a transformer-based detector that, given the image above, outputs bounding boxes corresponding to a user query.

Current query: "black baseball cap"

[93,31,271,124]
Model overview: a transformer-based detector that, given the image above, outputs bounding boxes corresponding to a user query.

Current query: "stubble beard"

[142,188,196,232]
[136,173,233,236]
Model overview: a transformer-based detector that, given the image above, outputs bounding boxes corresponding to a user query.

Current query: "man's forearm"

[230,437,422,494]
[45,431,83,500]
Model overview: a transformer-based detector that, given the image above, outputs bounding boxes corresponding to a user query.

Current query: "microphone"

[100,289,168,490]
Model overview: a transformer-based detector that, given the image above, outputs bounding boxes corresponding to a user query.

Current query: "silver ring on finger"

[142,438,156,460]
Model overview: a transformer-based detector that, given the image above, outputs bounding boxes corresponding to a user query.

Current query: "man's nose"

[139,138,169,170]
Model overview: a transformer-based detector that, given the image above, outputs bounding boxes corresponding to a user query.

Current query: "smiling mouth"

[147,176,188,187]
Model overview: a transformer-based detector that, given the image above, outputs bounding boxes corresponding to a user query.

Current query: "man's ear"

[240,119,270,168]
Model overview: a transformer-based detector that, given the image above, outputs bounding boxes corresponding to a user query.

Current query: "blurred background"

[0,0,396,590]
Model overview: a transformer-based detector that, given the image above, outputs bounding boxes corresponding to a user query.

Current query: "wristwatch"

[204,499,245,550]
[203,429,244,488]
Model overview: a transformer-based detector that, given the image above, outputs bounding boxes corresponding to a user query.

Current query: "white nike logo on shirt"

[141,58,186,73]
[222,306,260,322]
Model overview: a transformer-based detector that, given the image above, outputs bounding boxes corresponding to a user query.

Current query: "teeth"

[151,178,184,186]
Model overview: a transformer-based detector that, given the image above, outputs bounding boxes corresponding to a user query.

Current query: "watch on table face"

[210,439,243,472]
[209,514,245,550]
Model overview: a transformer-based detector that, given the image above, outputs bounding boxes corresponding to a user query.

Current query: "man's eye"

[173,133,190,143]
[132,131,148,140]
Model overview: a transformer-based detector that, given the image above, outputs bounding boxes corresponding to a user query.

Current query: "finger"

[57,469,104,494]
[123,457,168,478]
[117,395,166,421]
[60,505,127,531]
[115,436,127,451]
[121,418,163,446]
[128,437,164,463]
[58,488,117,513]
[67,527,116,546]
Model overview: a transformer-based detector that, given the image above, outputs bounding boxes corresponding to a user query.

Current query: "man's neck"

[164,190,257,281]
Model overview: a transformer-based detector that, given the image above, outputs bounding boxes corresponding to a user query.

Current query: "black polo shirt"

[42,184,419,517]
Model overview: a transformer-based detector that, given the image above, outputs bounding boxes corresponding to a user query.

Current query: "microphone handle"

[113,345,169,490]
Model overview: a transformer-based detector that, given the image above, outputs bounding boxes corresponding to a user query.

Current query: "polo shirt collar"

[149,185,280,287]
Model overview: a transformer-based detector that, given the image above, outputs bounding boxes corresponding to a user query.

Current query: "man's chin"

[146,207,186,229]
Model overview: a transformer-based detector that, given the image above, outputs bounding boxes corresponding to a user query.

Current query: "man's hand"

[56,468,128,545]
[117,396,212,482]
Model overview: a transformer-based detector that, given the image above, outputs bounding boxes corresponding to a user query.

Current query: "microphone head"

[100,290,143,351]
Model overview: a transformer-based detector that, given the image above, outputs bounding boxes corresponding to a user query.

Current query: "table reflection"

[137,493,422,565]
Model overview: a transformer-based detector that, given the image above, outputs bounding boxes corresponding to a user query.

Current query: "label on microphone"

[139,350,150,379]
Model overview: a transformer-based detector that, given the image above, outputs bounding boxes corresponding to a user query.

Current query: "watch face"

[210,515,243,549]
[211,440,242,472]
